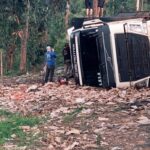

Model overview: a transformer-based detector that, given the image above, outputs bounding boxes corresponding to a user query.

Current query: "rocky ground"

[0,74,150,150]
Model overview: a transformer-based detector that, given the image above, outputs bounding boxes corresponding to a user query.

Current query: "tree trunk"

[112,0,115,15]
[65,0,70,29]
[0,50,3,77]
[20,31,27,73]
[7,44,16,71]
[19,0,30,73]
[136,0,143,11]
[65,0,70,40]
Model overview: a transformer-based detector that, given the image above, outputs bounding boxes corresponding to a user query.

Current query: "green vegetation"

[0,109,40,145]
[0,0,150,74]
[63,107,83,123]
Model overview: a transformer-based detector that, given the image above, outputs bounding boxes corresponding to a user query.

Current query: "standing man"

[62,43,72,79]
[85,0,93,17]
[97,0,105,17]
[44,46,56,83]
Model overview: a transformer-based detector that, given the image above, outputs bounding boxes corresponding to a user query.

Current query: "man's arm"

[52,51,56,58]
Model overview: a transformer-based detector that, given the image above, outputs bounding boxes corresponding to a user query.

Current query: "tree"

[106,0,136,15]
[6,43,16,71]
[136,0,144,11]
[19,0,30,73]
[0,49,3,78]
[65,0,70,30]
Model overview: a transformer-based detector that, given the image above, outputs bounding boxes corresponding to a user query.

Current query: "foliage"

[0,109,40,145]
[106,0,136,15]
[70,0,85,17]
[1,0,150,74]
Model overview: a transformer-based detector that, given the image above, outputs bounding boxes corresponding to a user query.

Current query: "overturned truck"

[68,12,150,88]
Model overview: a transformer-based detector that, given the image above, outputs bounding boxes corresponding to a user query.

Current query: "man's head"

[65,43,69,47]
[46,46,51,51]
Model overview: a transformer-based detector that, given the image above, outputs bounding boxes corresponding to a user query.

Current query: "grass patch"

[0,109,13,118]
[4,70,20,77]
[0,109,41,145]
[63,107,83,123]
